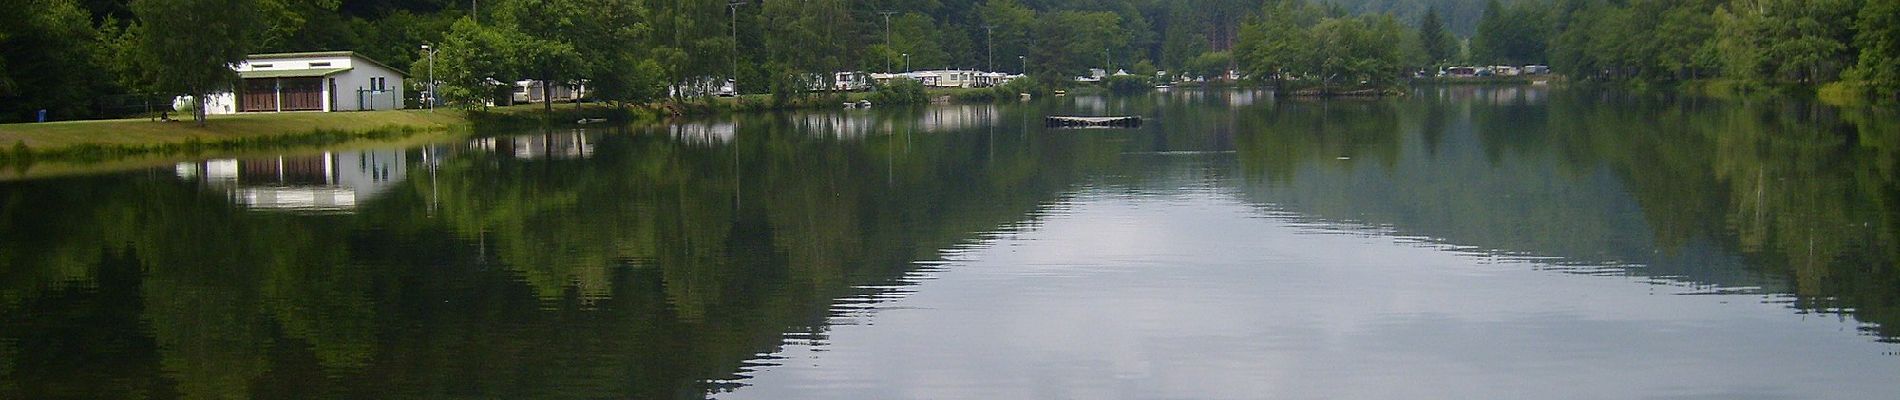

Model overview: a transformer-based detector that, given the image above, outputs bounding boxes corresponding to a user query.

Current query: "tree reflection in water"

[3,89,1899,399]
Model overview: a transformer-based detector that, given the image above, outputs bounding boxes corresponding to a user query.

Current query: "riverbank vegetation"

[1492,0,1896,103]
[0,0,1540,124]
[2,0,1897,125]
[0,110,462,149]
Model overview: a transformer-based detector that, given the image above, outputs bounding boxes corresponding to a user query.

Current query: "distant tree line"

[1,0,1896,123]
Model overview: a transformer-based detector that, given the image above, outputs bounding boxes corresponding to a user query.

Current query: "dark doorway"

[280,78,323,111]
[240,79,278,112]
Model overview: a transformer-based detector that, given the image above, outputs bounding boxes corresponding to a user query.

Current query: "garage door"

[240,79,277,112]
[280,78,323,111]
[239,78,325,112]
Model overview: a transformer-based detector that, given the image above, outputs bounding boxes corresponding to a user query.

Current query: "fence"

[356,89,401,111]
[0,93,178,123]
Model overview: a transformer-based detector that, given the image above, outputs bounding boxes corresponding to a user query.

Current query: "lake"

[3,87,1898,399]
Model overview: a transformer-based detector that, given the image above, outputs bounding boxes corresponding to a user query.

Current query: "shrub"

[870,79,929,105]
[1106,75,1152,95]
[999,76,1043,97]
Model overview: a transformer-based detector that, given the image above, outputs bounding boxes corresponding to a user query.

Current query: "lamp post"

[728,1,747,95]
[420,44,436,111]
[903,53,910,73]
[1019,55,1026,75]
[879,11,897,73]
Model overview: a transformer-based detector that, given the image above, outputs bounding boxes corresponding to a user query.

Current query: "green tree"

[650,0,727,97]
[979,0,1038,73]
[1236,0,1321,86]
[1030,11,1127,82]
[1470,0,1505,63]
[0,0,108,122]
[569,0,662,106]
[1471,0,1547,65]
[500,0,589,115]
[256,0,358,53]
[1848,0,1899,99]
[437,17,519,109]
[1714,0,1859,85]
[132,0,273,126]
[1419,6,1458,65]
[1309,16,1404,87]
[1184,51,1233,79]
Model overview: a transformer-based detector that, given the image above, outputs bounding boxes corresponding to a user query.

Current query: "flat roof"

[240,67,352,79]
[247,51,409,77]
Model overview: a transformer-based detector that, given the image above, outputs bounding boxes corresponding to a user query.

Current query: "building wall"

[179,93,239,116]
[329,58,405,111]
[513,80,580,103]
[196,53,406,114]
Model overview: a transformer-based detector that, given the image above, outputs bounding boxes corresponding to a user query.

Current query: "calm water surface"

[4,88,1899,399]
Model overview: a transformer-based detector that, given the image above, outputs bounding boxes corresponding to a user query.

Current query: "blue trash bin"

[37,109,48,122]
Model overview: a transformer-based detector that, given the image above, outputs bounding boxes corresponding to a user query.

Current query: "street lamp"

[902,53,910,73]
[879,11,897,73]
[1019,55,1026,75]
[727,1,746,95]
[420,44,436,111]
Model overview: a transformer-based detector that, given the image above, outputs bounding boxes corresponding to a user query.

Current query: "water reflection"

[173,150,408,212]
[2,88,1899,399]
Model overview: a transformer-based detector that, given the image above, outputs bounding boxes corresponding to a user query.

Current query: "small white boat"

[576,118,609,124]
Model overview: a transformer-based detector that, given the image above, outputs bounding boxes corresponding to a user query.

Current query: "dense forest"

[0,0,1896,122]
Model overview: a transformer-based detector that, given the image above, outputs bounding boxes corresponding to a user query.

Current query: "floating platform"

[1045,115,1143,128]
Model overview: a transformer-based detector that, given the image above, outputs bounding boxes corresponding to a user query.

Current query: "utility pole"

[983,25,997,73]
[728,1,746,95]
[421,44,437,111]
[879,11,898,73]
[472,0,477,24]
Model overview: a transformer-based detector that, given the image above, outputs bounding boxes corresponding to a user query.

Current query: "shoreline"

[0,87,961,176]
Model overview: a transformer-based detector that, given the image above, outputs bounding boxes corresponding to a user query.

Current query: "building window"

[254,63,274,68]
[310,62,331,67]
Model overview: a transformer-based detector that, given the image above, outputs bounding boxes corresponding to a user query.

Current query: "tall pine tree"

[1419,6,1457,65]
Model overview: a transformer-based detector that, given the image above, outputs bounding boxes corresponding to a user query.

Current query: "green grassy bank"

[0,80,961,168]
[0,110,470,180]
[0,110,465,150]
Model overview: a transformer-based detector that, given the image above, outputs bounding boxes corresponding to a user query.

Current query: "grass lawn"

[0,109,467,150]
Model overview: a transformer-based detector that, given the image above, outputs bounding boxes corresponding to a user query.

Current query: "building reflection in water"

[673,105,1003,143]
[670,121,738,145]
[1425,85,1550,105]
[173,149,408,212]
[466,130,597,159]
[1153,88,1269,108]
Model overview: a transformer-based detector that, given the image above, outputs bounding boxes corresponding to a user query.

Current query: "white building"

[513,80,587,103]
[1075,68,1108,82]
[832,72,873,91]
[899,70,1017,88]
[189,51,408,115]
[668,78,736,97]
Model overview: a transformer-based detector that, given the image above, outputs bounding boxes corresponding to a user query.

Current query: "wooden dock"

[1045,115,1143,128]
